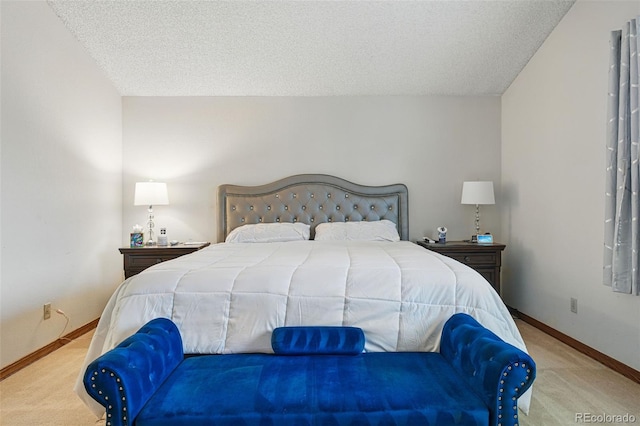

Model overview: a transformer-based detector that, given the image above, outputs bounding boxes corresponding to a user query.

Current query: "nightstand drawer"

[445,252,498,267]
[127,254,178,269]
[474,267,497,285]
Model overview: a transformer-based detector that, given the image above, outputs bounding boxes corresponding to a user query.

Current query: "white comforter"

[76,241,531,416]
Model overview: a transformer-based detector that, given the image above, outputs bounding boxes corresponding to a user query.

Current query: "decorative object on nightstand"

[119,242,210,279]
[461,181,495,242]
[130,224,144,247]
[416,240,506,295]
[437,226,447,243]
[157,228,168,246]
[134,181,169,246]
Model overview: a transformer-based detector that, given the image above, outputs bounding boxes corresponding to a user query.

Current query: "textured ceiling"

[47,0,575,96]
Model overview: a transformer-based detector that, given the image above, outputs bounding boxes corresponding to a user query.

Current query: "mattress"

[75,240,531,416]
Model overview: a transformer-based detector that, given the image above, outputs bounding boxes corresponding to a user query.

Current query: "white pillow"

[225,222,311,243]
[314,220,400,242]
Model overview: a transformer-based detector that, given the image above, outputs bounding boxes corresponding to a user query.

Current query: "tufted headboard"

[217,174,409,242]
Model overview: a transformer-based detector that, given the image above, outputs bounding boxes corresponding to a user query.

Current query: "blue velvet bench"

[84,313,535,426]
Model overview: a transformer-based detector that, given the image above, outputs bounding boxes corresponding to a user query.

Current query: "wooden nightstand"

[416,241,506,295]
[119,242,211,279]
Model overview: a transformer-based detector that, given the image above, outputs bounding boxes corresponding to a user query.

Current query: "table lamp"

[461,181,494,241]
[134,181,169,245]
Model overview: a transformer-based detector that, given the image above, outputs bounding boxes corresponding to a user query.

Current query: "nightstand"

[118,242,211,279]
[416,241,506,294]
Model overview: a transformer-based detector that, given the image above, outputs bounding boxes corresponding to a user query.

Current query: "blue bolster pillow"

[271,326,365,355]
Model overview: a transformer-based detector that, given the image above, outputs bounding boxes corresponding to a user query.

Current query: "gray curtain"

[604,17,639,295]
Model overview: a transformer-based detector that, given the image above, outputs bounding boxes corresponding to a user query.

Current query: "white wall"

[122,96,502,244]
[0,2,123,368]
[501,0,640,370]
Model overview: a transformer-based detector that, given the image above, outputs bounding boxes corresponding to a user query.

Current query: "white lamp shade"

[134,182,169,206]
[461,181,495,205]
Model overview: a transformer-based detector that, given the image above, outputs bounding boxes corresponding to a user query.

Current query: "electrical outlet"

[570,298,578,314]
[43,303,52,320]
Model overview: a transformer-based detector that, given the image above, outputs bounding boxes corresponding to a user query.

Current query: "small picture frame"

[130,232,144,247]
[477,234,493,244]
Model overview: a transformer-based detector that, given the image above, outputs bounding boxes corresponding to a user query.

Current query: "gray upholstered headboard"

[217,174,409,242]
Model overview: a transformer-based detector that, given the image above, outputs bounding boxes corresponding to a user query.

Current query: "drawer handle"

[464,256,471,262]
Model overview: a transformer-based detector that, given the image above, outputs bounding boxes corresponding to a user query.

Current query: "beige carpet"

[0,332,103,426]
[0,320,638,425]
[516,320,640,425]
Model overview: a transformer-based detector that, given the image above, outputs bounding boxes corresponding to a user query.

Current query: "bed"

[75,174,532,417]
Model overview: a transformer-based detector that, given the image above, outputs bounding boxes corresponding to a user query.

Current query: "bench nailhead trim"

[97,368,128,425]
[496,362,533,426]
